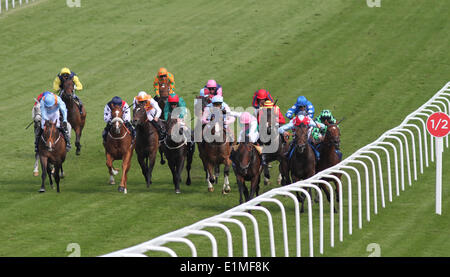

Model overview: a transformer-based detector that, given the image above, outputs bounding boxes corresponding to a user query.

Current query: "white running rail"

[0,0,35,14]
[102,82,450,257]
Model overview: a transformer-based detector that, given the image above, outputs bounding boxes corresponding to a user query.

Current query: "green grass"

[0,0,449,257]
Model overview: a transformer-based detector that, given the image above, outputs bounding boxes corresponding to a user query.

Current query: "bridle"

[41,123,61,151]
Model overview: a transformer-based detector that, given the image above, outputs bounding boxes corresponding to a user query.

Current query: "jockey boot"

[102,123,112,142]
[125,121,136,141]
[35,127,43,153]
[74,95,83,115]
[261,153,268,167]
[151,120,166,140]
[61,124,71,151]
[284,142,295,159]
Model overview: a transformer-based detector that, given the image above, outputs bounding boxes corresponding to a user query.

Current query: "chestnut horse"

[162,118,194,193]
[103,105,134,193]
[38,121,66,193]
[132,103,159,188]
[316,123,342,204]
[60,78,86,155]
[201,117,232,194]
[231,140,263,204]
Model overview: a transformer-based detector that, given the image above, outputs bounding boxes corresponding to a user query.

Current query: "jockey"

[202,95,235,143]
[199,79,223,100]
[251,89,274,109]
[202,95,235,127]
[102,96,135,142]
[153,67,175,101]
[35,92,71,152]
[285,96,315,120]
[133,91,167,140]
[278,114,326,160]
[163,93,187,121]
[53,67,84,115]
[310,109,342,160]
[229,111,268,167]
[256,99,286,127]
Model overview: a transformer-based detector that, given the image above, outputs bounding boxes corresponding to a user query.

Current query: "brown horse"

[60,78,86,155]
[316,123,343,204]
[231,140,263,204]
[103,105,134,193]
[38,121,67,193]
[201,117,232,194]
[162,118,194,193]
[285,123,316,212]
[156,78,170,165]
[257,107,289,186]
[132,103,159,188]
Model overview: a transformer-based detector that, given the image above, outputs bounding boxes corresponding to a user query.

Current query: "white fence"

[0,0,35,14]
[102,82,450,257]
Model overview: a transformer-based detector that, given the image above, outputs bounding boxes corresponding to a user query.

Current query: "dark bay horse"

[231,140,263,204]
[162,118,194,193]
[316,123,343,204]
[257,107,289,186]
[103,106,134,193]
[285,123,316,212]
[132,103,159,188]
[61,78,86,155]
[157,78,170,165]
[201,117,232,194]
[38,121,66,193]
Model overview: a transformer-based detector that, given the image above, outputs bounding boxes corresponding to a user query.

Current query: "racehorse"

[132,103,159,188]
[231,140,263,204]
[103,105,134,193]
[316,122,343,205]
[60,78,86,155]
[257,107,289,186]
[286,122,316,213]
[161,117,194,193]
[157,78,170,165]
[200,115,232,194]
[38,120,67,193]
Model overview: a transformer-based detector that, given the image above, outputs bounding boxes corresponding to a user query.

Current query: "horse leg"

[147,152,157,187]
[263,165,271,186]
[186,145,193,186]
[75,127,82,156]
[39,156,48,193]
[120,151,133,194]
[159,146,166,165]
[54,164,61,193]
[137,154,149,186]
[33,153,39,176]
[47,163,54,190]
[60,164,64,179]
[106,153,116,185]
[206,163,215,192]
[214,164,220,185]
[175,157,185,193]
[222,159,231,194]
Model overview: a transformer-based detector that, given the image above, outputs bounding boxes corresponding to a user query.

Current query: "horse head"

[42,120,59,152]
[237,141,254,175]
[325,124,341,150]
[158,78,170,98]
[293,123,309,153]
[110,105,124,135]
[132,103,147,127]
[61,78,75,101]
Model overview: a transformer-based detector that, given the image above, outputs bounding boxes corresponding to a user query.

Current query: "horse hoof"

[186,179,191,186]
[39,188,45,193]
[33,171,39,177]
[124,188,128,194]
[208,187,214,192]
[76,151,80,156]
[160,160,166,165]
[118,186,124,192]
[175,189,181,194]
[264,177,271,186]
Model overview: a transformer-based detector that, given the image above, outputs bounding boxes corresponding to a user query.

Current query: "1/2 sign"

[427,112,450,138]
